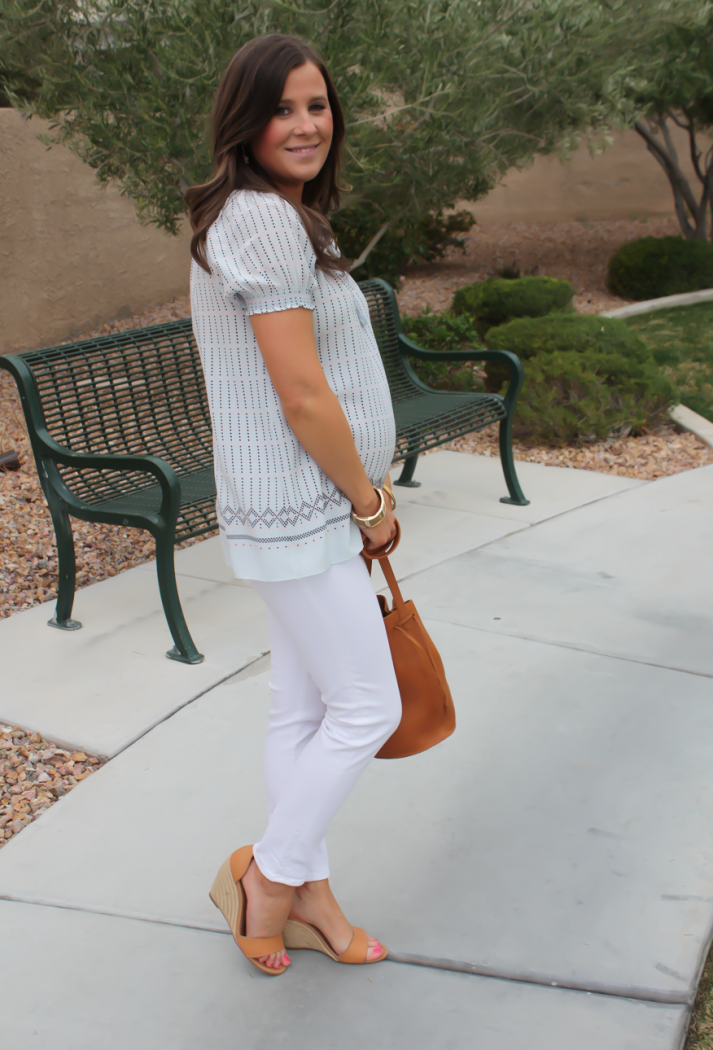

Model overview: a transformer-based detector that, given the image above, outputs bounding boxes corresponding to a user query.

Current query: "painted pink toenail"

[284,955,290,963]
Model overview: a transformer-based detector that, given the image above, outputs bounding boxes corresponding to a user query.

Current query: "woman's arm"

[250,307,396,548]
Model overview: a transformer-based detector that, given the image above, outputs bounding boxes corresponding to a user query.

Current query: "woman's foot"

[289,878,384,961]
[241,858,295,970]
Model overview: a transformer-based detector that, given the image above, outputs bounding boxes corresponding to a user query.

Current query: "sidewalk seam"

[107,650,271,760]
[425,618,713,680]
[387,951,692,1006]
[0,897,692,1007]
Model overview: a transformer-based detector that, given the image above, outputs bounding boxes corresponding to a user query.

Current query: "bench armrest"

[0,354,181,518]
[397,334,525,410]
[38,429,181,512]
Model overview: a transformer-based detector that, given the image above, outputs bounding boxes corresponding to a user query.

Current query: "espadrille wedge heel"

[209,845,288,976]
[283,918,387,964]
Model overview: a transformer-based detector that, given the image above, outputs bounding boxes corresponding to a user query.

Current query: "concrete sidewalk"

[0,451,711,1050]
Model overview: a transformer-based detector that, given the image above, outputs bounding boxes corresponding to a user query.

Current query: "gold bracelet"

[383,484,397,510]
[351,487,386,529]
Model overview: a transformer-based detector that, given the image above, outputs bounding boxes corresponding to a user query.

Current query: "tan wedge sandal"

[283,918,388,964]
[209,845,288,976]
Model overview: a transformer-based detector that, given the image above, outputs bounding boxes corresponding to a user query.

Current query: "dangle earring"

[242,145,250,166]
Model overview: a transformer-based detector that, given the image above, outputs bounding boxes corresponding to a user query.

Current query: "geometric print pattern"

[221,510,352,546]
[220,483,343,530]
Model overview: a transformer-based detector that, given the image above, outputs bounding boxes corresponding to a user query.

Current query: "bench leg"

[394,452,421,488]
[498,415,530,506]
[47,501,82,631]
[155,532,205,664]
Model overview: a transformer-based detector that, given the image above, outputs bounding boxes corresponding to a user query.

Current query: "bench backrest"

[17,320,213,482]
[13,280,415,487]
[359,280,424,403]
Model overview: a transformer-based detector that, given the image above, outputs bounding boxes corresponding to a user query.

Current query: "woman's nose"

[295,112,317,135]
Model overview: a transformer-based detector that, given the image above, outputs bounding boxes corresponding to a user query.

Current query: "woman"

[185,34,400,976]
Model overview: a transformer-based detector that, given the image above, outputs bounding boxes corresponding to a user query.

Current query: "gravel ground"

[445,423,713,477]
[398,214,681,316]
[0,724,104,847]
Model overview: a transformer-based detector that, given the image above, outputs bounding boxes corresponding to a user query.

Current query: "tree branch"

[635,119,695,237]
[348,219,393,273]
[680,109,706,186]
[634,118,704,236]
[659,114,708,237]
[347,87,453,128]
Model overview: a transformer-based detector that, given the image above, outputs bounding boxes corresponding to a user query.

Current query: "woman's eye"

[275,102,328,117]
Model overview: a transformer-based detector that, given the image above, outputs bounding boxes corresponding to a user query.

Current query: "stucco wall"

[467,127,693,224]
[0,109,192,354]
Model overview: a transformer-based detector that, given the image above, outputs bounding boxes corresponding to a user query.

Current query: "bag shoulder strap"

[361,521,407,614]
[378,554,408,615]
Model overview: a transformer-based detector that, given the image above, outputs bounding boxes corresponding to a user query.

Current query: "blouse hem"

[219,520,365,583]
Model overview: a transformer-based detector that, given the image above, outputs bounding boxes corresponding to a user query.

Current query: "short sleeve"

[207,191,317,316]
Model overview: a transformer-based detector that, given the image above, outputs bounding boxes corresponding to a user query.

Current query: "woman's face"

[251,62,333,203]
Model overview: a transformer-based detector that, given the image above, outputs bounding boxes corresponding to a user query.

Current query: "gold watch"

[351,487,386,529]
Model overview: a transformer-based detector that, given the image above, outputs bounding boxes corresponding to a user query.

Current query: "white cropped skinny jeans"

[247,554,401,886]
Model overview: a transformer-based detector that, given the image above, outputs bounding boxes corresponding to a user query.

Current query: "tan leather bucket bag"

[362,522,455,759]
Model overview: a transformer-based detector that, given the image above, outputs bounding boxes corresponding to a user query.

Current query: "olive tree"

[1,0,705,275]
[629,7,713,242]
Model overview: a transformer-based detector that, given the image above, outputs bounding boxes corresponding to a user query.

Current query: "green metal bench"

[1,277,527,666]
[1,321,214,665]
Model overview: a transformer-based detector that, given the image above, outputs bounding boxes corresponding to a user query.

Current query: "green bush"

[486,312,650,367]
[483,312,676,445]
[400,307,676,446]
[402,309,485,392]
[333,207,475,289]
[607,236,713,301]
[452,276,574,335]
[483,312,652,393]
[510,350,676,446]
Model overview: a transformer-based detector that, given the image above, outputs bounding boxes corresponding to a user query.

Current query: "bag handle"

[361,521,408,615]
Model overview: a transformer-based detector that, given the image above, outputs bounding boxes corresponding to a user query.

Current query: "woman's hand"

[357,474,398,550]
[360,502,397,550]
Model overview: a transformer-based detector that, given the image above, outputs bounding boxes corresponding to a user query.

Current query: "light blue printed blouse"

[190,189,396,582]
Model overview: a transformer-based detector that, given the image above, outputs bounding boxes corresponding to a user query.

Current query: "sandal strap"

[338,926,367,964]
[237,933,285,959]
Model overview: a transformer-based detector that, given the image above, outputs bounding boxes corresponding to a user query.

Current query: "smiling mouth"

[286,144,320,154]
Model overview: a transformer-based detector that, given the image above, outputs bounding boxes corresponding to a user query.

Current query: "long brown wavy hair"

[185,34,349,275]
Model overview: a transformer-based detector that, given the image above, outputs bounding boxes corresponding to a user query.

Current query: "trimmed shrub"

[607,236,713,301]
[400,308,676,446]
[483,312,651,393]
[481,312,676,445]
[485,313,651,375]
[509,350,676,446]
[452,276,574,335]
[402,309,485,392]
